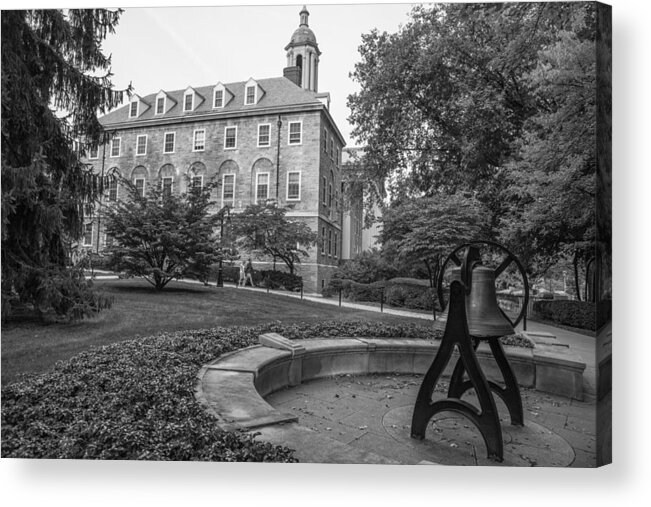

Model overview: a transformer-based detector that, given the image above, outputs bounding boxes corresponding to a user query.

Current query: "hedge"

[323,278,441,312]
[1,321,439,461]
[532,300,606,331]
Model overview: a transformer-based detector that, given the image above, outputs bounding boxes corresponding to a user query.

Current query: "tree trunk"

[573,250,581,301]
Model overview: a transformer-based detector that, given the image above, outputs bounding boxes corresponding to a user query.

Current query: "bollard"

[300,279,304,300]
[523,314,527,331]
[432,305,436,321]
[266,278,270,293]
[339,287,342,307]
[380,288,385,313]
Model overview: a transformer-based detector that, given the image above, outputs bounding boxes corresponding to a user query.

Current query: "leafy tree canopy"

[379,193,487,287]
[1,9,128,319]
[232,204,317,275]
[104,180,222,290]
[348,2,598,275]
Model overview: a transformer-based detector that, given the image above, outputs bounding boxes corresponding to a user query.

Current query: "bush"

[331,249,399,284]
[259,270,302,291]
[324,277,440,312]
[1,321,439,460]
[532,300,598,331]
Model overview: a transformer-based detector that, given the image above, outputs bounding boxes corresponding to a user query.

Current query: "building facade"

[81,7,346,292]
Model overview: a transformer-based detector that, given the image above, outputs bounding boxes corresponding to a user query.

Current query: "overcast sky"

[100,2,418,147]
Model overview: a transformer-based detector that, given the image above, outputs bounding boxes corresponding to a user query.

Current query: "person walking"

[244,258,254,287]
[238,259,246,287]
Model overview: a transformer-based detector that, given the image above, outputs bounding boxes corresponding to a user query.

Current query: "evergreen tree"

[1,9,128,319]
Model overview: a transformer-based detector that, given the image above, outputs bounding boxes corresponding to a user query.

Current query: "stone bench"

[195,333,586,431]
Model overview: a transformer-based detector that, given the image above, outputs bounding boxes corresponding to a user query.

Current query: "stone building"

[82,6,346,292]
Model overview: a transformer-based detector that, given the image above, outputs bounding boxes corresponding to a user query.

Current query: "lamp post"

[217,205,231,287]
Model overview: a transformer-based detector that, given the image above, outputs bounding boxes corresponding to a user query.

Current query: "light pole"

[217,205,231,287]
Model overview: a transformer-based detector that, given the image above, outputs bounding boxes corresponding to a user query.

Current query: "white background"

[2,0,649,505]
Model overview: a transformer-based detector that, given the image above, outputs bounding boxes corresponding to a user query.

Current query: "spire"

[300,5,309,27]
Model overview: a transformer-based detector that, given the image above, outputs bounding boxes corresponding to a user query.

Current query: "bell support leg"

[411,281,504,461]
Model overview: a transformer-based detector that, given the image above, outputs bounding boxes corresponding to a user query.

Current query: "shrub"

[259,270,302,291]
[532,300,597,331]
[324,277,441,312]
[1,321,440,460]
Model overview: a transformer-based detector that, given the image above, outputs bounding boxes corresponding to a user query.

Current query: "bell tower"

[284,5,321,92]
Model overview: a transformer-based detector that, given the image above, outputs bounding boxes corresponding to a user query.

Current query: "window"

[156,96,165,115]
[222,174,235,207]
[322,176,327,204]
[162,177,173,198]
[323,129,328,152]
[329,171,334,207]
[105,234,113,248]
[321,227,326,254]
[82,223,93,246]
[256,173,269,203]
[88,145,99,159]
[330,138,334,159]
[328,230,332,255]
[108,178,118,201]
[184,93,193,112]
[287,171,300,200]
[334,232,338,258]
[258,124,270,147]
[129,101,138,118]
[110,137,121,157]
[213,89,224,108]
[245,85,256,105]
[288,121,302,145]
[336,147,340,166]
[136,135,147,156]
[193,129,205,151]
[163,132,175,154]
[191,175,203,190]
[224,126,237,149]
[134,178,145,197]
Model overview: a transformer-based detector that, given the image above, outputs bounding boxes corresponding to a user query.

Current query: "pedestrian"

[238,259,246,287]
[244,258,254,287]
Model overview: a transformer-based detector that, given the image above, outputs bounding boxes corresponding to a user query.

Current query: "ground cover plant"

[1,321,441,460]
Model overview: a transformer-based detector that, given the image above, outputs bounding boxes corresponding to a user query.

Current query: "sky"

[100,2,419,147]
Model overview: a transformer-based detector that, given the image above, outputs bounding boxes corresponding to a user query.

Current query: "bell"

[434,266,514,338]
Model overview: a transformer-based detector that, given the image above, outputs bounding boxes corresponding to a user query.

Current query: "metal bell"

[434,266,515,338]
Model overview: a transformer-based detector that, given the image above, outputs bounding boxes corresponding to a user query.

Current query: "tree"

[499,11,597,286]
[103,180,222,290]
[379,194,487,287]
[232,204,317,275]
[348,2,596,235]
[1,9,128,319]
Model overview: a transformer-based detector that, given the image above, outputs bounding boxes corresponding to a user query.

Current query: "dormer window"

[129,100,139,118]
[243,79,262,106]
[183,92,194,112]
[245,85,256,105]
[214,89,224,108]
[156,96,165,115]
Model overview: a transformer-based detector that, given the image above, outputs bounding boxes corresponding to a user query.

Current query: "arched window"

[296,55,303,86]
[131,165,148,197]
[106,167,121,201]
[188,161,207,190]
[252,158,274,204]
[159,164,176,197]
[218,160,239,208]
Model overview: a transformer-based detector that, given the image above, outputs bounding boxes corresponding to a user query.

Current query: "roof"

[100,77,324,127]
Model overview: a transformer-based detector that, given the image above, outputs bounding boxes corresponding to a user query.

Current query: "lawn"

[1,278,427,385]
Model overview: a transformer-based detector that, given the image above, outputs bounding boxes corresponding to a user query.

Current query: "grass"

[1,278,428,385]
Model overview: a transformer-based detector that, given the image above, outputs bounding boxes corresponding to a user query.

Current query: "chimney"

[283,66,302,88]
